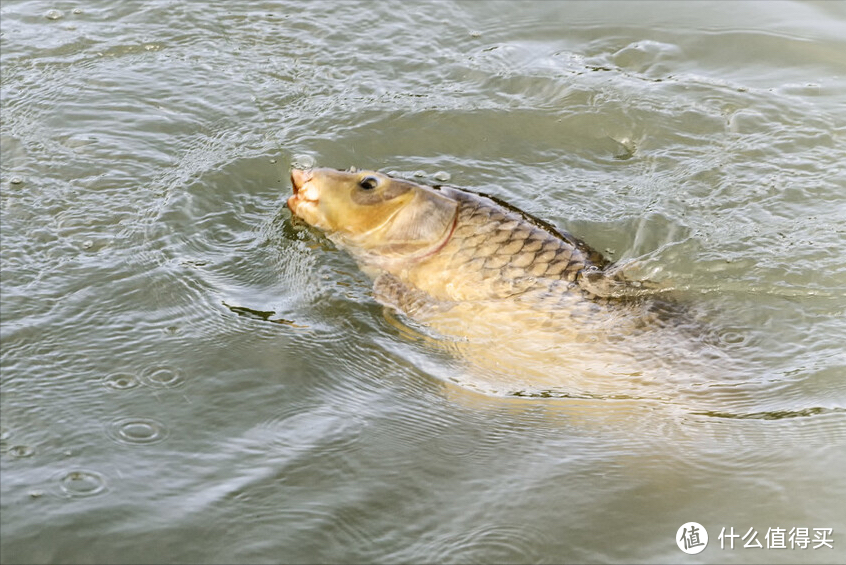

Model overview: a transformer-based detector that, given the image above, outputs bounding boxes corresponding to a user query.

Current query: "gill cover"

[376,186,457,250]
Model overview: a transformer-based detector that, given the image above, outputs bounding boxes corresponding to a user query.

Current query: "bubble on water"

[291,154,315,169]
[72,8,82,15]
[107,417,169,445]
[470,30,482,38]
[413,170,427,178]
[9,177,23,185]
[45,9,64,20]
[139,366,184,388]
[56,470,107,498]
[101,372,140,391]
[269,158,277,164]
[82,239,94,249]
[9,445,34,458]
[0,427,10,441]
[433,171,451,182]
[29,490,44,499]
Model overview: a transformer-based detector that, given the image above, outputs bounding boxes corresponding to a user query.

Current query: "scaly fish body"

[286,167,716,396]
[288,168,630,317]
[390,186,603,302]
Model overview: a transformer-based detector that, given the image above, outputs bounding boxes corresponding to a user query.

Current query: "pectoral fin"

[372,272,454,319]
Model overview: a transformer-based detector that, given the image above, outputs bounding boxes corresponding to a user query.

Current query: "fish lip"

[290,168,313,194]
[288,168,319,215]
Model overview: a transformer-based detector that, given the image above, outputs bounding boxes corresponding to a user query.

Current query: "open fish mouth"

[287,168,319,215]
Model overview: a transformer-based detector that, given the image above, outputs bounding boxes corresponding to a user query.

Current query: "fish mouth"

[288,168,318,215]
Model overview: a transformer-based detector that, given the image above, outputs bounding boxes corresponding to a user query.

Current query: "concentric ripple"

[106,417,169,446]
[55,470,108,498]
[101,372,141,391]
[426,524,553,564]
[249,405,364,456]
[7,445,34,458]
[138,366,185,389]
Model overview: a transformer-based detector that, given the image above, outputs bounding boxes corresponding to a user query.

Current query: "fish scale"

[426,186,598,301]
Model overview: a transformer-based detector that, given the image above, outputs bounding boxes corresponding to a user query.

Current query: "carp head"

[288,168,458,262]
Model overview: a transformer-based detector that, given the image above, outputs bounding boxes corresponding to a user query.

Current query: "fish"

[287,167,714,397]
[288,168,648,311]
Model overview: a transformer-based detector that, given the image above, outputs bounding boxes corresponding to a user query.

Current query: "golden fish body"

[288,168,623,312]
[287,167,701,397]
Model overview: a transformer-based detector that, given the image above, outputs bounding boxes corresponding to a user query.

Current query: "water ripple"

[101,372,141,391]
[420,524,554,564]
[106,417,169,446]
[54,470,108,498]
[247,405,364,456]
[7,445,35,458]
[138,366,184,389]
[2,1,845,563]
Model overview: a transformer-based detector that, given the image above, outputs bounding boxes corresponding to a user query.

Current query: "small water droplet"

[413,170,427,178]
[291,154,315,169]
[72,8,83,15]
[45,9,64,20]
[82,239,94,249]
[269,158,277,164]
[433,171,451,182]
[10,177,23,185]
[9,445,34,458]
[57,470,107,497]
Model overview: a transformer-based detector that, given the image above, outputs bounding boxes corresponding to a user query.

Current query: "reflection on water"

[2,1,845,563]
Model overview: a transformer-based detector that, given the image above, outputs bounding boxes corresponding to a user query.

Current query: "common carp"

[287,167,716,397]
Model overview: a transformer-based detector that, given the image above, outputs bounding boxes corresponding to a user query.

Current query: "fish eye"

[358,176,379,190]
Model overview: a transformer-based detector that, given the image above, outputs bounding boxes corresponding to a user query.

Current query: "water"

[1,1,845,563]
